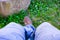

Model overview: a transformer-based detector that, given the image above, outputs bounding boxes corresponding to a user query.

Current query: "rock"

[0,0,30,16]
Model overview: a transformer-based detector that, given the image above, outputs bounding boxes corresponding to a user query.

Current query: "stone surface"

[0,0,30,16]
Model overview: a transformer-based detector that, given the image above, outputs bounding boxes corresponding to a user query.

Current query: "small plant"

[0,0,60,29]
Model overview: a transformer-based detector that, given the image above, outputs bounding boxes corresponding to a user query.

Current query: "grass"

[0,0,60,29]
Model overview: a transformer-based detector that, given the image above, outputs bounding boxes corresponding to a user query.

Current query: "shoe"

[24,16,32,25]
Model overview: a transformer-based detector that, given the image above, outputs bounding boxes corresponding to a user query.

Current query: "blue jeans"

[0,22,60,40]
[35,22,60,40]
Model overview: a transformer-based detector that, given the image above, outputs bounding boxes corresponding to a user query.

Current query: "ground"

[0,0,60,29]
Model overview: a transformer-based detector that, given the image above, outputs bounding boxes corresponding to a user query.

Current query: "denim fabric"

[0,22,25,40]
[0,22,35,40]
[0,22,60,40]
[24,24,35,40]
[35,22,60,40]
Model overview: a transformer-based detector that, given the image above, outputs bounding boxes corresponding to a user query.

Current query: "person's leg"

[0,22,25,40]
[35,22,60,40]
[24,16,35,40]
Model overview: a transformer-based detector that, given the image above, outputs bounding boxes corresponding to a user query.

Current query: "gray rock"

[0,0,30,16]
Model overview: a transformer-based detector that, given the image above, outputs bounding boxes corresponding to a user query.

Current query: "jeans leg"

[0,22,25,40]
[35,22,59,40]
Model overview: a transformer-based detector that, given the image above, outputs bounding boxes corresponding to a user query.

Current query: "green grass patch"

[0,0,60,29]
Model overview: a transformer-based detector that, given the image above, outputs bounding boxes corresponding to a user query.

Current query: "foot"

[24,16,32,25]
